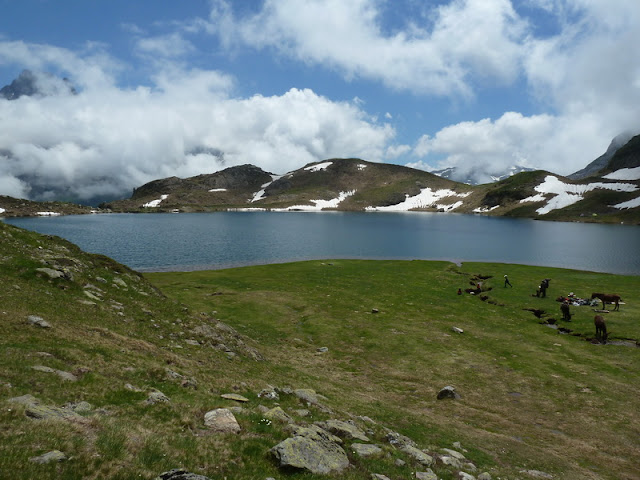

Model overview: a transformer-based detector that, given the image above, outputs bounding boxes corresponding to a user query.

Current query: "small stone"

[351,443,382,457]
[317,346,329,353]
[204,408,241,433]
[478,473,492,480]
[400,445,433,466]
[416,470,438,480]
[371,308,379,314]
[519,470,554,479]
[7,394,39,405]
[452,326,464,334]
[27,315,51,328]
[154,469,213,480]
[258,387,279,400]
[221,393,249,403]
[371,475,391,480]
[145,391,170,404]
[394,458,405,467]
[29,450,67,464]
[437,386,461,400]
[458,473,476,480]
[264,406,294,423]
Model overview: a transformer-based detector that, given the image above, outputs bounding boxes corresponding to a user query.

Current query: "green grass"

[1,220,639,479]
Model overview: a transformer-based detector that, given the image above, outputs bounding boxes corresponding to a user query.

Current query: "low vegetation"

[1,220,639,479]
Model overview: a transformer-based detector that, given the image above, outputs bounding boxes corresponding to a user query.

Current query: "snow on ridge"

[0,207,5,214]
[209,188,227,192]
[250,174,283,203]
[143,194,168,208]
[272,190,356,211]
[357,164,367,170]
[519,175,638,215]
[603,166,640,181]
[36,211,61,216]
[612,196,640,209]
[304,161,333,172]
[473,205,500,213]
[366,188,470,212]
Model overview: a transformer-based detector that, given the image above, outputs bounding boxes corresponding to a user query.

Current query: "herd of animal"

[558,291,622,344]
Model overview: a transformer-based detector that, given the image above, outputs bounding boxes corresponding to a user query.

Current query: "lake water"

[4,212,640,275]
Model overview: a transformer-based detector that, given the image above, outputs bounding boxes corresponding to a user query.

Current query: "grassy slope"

[1,220,639,479]
[148,261,640,480]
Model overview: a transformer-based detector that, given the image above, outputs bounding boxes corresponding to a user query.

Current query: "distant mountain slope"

[101,156,640,223]
[431,164,535,185]
[0,69,76,100]
[568,132,636,180]
[0,195,96,217]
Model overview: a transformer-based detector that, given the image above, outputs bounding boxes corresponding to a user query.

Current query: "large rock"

[29,450,67,464]
[271,425,350,474]
[400,445,434,467]
[25,404,84,422]
[351,443,382,457]
[315,419,370,441]
[437,385,461,400]
[203,408,241,433]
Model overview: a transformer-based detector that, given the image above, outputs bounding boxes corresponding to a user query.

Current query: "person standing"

[504,274,512,288]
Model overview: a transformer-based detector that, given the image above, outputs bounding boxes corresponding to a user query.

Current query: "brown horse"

[591,292,621,311]
[594,315,607,343]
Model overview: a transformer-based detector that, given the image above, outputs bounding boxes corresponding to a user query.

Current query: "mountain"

[431,164,535,185]
[102,155,639,223]
[0,195,97,217]
[0,69,76,100]
[568,132,637,180]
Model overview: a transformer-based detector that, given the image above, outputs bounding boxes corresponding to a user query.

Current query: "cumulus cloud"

[408,0,640,178]
[0,42,394,203]
[205,0,527,97]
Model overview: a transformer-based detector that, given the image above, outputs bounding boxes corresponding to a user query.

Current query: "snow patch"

[0,207,5,214]
[357,164,367,170]
[304,162,333,172]
[366,188,470,212]
[36,211,61,216]
[612,196,640,209]
[603,166,640,181]
[209,188,227,192]
[250,175,283,203]
[143,194,168,208]
[473,205,500,213]
[525,175,638,215]
[273,190,356,211]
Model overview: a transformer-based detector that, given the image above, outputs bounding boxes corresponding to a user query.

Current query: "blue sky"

[1,0,639,202]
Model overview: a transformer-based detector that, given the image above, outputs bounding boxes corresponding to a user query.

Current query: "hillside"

[0,195,97,217]
[1,221,639,479]
[102,154,640,224]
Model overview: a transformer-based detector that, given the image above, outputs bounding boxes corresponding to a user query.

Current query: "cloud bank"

[1,0,639,200]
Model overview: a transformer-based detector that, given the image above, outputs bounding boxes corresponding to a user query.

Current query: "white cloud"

[0,42,394,203]
[205,0,528,97]
[135,32,196,59]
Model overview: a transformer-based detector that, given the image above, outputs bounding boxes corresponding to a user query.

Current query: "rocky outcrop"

[271,425,350,474]
[204,408,241,433]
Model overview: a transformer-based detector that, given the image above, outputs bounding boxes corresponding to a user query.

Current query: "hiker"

[457,288,462,295]
[504,274,512,288]
[560,301,571,321]
[539,278,550,298]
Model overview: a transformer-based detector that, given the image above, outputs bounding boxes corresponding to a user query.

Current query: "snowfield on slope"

[519,175,638,214]
[143,194,168,208]
[603,166,640,181]
[272,190,356,211]
[366,188,471,212]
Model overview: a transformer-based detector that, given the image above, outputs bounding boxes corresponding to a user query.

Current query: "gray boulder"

[29,450,67,464]
[271,425,350,474]
[27,315,51,328]
[315,419,370,441]
[204,408,241,433]
[400,444,434,466]
[351,443,382,457]
[437,385,461,400]
[416,471,438,480]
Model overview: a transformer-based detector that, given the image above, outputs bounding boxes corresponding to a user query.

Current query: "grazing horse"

[591,292,621,311]
[594,315,607,344]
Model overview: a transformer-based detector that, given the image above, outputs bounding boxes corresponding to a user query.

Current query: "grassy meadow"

[1,219,639,479]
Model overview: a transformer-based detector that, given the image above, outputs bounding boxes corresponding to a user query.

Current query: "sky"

[0,0,639,204]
